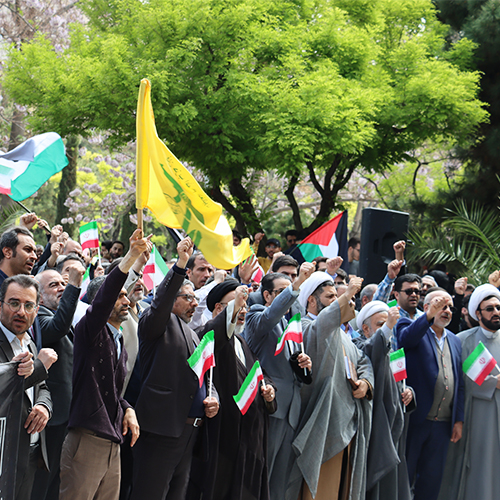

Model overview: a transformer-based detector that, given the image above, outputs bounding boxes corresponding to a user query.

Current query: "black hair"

[0,274,40,304]
[394,274,422,292]
[272,255,299,272]
[260,272,292,301]
[0,227,34,261]
[56,253,85,273]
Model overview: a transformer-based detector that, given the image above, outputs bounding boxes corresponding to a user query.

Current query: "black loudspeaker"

[358,207,409,285]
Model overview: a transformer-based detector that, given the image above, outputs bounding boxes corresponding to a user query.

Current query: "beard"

[481,315,500,332]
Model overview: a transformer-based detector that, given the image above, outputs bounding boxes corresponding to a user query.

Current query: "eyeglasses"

[1,300,37,313]
[441,305,457,314]
[177,293,196,303]
[401,288,421,296]
[479,305,500,313]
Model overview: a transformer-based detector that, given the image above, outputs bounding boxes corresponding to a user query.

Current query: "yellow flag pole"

[137,209,143,232]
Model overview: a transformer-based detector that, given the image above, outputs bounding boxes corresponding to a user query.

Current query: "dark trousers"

[130,425,200,500]
[119,433,134,500]
[406,420,451,500]
[16,443,40,500]
[31,423,67,500]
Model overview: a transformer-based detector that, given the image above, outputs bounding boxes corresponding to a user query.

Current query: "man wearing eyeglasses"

[440,284,500,500]
[0,275,58,500]
[131,237,219,500]
[395,289,464,500]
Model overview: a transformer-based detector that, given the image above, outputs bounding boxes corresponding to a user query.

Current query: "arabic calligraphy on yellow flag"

[136,79,252,269]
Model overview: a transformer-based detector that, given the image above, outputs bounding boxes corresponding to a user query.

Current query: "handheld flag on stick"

[275,313,303,356]
[79,221,99,251]
[463,341,497,386]
[233,360,264,415]
[135,79,252,269]
[79,267,91,300]
[0,132,68,201]
[143,245,169,291]
[390,348,407,382]
[187,330,215,388]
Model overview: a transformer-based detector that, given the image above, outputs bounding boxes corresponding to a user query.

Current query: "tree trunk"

[210,185,249,236]
[227,178,262,237]
[56,135,80,237]
[285,175,303,231]
[8,108,25,151]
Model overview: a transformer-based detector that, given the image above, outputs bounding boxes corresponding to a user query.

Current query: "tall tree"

[3,0,488,235]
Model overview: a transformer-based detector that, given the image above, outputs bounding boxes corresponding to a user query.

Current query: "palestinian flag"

[187,330,215,388]
[275,313,302,356]
[0,132,68,201]
[290,212,349,273]
[463,341,497,386]
[143,245,169,291]
[389,348,407,382]
[79,267,91,300]
[233,360,264,415]
[79,221,99,251]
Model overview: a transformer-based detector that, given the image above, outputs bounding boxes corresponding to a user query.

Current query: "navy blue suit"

[395,314,464,500]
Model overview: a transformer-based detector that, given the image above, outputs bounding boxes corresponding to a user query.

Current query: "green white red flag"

[187,330,215,388]
[463,341,497,385]
[233,360,264,415]
[0,132,68,201]
[79,267,91,300]
[389,348,407,382]
[275,313,303,356]
[79,221,99,251]
[143,245,169,291]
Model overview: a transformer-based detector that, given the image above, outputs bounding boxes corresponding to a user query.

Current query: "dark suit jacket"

[0,328,52,472]
[37,283,80,426]
[136,264,216,438]
[395,314,464,429]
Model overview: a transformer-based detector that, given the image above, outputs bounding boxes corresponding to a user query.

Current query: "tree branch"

[284,175,303,231]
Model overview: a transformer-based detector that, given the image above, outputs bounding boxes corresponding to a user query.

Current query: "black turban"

[206,279,240,312]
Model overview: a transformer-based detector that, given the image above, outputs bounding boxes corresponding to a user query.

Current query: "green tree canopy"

[3,0,488,235]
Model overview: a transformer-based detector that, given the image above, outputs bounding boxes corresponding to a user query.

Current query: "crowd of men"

[1,212,499,500]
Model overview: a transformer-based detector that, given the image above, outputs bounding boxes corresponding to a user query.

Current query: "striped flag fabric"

[143,245,169,291]
[233,360,264,415]
[187,330,215,388]
[79,221,99,251]
[289,212,349,273]
[389,348,407,382]
[79,267,91,300]
[275,313,303,356]
[251,264,265,284]
[0,132,68,201]
[463,341,497,386]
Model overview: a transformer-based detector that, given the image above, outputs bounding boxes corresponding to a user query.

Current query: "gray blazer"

[243,285,302,427]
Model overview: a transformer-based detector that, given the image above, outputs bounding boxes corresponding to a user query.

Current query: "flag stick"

[13,199,51,235]
[137,209,143,232]
[403,379,407,413]
[97,246,101,263]
[208,366,213,399]
[300,341,307,376]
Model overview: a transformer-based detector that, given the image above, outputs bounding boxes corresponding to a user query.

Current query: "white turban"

[468,284,500,321]
[357,300,390,331]
[298,271,335,310]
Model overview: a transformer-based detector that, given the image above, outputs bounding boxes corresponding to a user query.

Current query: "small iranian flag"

[79,267,91,300]
[389,348,407,382]
[290,212,349,268]
[79,221,99,251]
[0,132,68,201]
[233,360,264,415]
[463,341,497,386]
[143,245,169,291]
[187,330,215,388]
[275,313,303,356]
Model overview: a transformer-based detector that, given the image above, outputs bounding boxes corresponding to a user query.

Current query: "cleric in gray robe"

[353,300,416,500]
[286,272,374,500]
[438,284,500,500]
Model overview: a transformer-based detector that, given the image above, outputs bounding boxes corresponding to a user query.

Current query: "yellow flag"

[136,79,251,269]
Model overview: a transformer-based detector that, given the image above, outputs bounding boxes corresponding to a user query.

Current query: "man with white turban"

[286,273,374,500]
[438,283,500,500]
[354,301,415,500]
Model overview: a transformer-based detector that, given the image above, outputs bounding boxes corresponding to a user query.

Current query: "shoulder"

[37,305,54,317]
[248,304,266,314]
[457,326,479,342]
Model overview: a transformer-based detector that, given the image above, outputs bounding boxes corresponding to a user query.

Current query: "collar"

[480,326,499,339]
[307,312,317,320]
